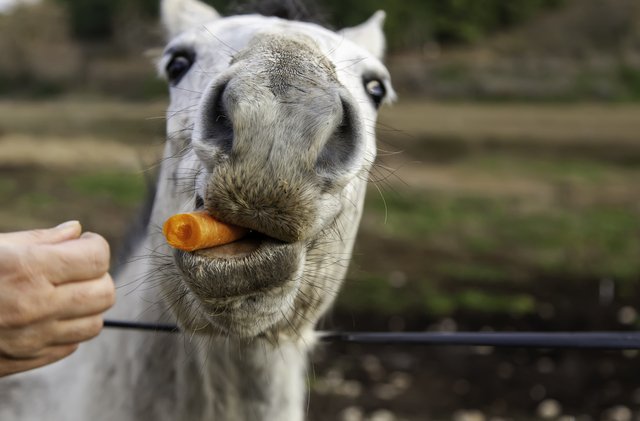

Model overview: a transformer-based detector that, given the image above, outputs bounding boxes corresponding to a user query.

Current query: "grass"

[0,168,147,248]
[337,274,537,317]
[617,65,640,101]
[461,154,618,184]
[0,178,16,196]
[344,165,640,317]
[447,289,536,315]
[435,262,510,283]
[363,190,640,282]
[338,275,425,315]
[20,191,55,209]
[67,172,147,206]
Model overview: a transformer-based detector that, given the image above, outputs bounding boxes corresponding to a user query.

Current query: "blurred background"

[1,0,639,419]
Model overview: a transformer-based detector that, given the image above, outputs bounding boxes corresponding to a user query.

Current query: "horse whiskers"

[165,103,201,119]
[170,168,205,196]
[202,26,239,56]
[375,149,405,158]
[368,162,408,186]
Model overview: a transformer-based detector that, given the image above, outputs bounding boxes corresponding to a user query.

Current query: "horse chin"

[201,286,301,339]
[173,237,305,338]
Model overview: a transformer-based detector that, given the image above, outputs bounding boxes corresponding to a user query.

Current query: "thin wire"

[104,319,179,333]
[103,319,640,349]
[318,331,640,350]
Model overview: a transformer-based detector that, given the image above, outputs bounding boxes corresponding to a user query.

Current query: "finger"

[49,315,105,346]
[32,232,111,286]
[0,221,81,247]
[53,273,115,319]
[0,344,78,377]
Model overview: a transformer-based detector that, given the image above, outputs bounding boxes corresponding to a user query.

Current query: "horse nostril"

[316,96,359,173]
[203,81,234,154]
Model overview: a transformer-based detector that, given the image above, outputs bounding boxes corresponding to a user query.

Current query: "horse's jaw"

[157,175,366,341]
[173,237,305,339]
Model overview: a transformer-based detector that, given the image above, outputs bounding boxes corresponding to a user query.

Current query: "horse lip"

[202,204,301,245]
[195,198,296,246]
[173,238,302,299]
[193,231,273,259]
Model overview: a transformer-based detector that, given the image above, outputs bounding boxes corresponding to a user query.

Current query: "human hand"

[0,221,115,377]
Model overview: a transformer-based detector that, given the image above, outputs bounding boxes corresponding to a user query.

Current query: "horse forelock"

[229,0,328,26]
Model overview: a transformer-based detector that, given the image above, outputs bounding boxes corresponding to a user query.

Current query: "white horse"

[0,0,394,419]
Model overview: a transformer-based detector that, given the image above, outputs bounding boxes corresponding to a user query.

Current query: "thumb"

[0,221,82,246]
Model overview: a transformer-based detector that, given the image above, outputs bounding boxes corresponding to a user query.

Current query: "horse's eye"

[364,79,386,108]
[166,54,194,85]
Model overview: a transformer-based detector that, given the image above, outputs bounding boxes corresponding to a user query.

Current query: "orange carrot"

[162,211,249,252]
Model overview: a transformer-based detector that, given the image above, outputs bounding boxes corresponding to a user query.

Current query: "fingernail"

[55,220,80,230]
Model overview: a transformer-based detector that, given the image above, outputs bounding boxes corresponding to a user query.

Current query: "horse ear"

[161,0,221,38]
[339,10,386,60]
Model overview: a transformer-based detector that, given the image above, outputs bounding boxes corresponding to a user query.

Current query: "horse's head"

[153,0,394,341]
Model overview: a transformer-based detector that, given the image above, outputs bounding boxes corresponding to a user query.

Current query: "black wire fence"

[103,320,640,350]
